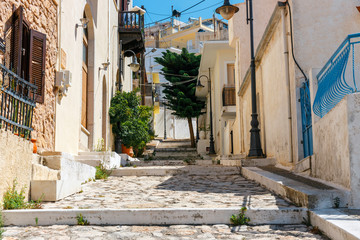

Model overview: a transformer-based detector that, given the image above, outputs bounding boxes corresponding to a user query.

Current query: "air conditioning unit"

[55,70,72,88]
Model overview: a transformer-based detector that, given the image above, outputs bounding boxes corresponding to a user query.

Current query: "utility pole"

[164,102,167,139]
[171,5,174,28]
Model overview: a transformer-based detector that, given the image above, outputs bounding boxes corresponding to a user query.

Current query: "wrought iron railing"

[119,11,143,32]
[313,33,360,118]
[222,85,236,106]
[0,63,37,138]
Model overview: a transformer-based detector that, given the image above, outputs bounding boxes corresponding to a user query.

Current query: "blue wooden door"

[300,81,313,158]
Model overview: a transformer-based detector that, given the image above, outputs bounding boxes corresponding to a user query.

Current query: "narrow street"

[2,140,328,240]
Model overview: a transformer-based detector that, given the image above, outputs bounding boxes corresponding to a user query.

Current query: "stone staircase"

[31,152,96,202]
[130,139,211,167]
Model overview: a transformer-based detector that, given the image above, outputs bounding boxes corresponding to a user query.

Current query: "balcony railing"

[313,33,360,118]
[0,63,37,138]
[119,11,143,33]
[222,85,236,106]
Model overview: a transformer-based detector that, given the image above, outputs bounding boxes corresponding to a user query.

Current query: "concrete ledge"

[310,209,360,240]
[242,167,349,209]
[2,208,306,226]
[111,166,240,176]
[30,180,82,201]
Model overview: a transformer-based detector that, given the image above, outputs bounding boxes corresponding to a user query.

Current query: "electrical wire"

[182,1,222,16]
[144,0,211,26]
[285,0,307,81]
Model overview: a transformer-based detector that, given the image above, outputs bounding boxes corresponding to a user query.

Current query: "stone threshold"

[2,207,306,226]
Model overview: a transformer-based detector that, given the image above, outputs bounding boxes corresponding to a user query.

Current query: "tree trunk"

[187,117,195,148]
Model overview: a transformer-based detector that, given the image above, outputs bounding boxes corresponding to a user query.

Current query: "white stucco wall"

[154,108,196,140]
[55,0,120,154]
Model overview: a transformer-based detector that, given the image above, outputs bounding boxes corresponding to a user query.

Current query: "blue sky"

[133,0,242,26]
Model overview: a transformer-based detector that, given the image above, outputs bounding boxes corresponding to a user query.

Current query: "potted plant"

[109,89,153,157]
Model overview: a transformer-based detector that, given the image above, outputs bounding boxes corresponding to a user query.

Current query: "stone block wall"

[0,129,33,202]
[0,0,58,151]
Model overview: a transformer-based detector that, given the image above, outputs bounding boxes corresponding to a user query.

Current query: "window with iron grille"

[4,6,46,103]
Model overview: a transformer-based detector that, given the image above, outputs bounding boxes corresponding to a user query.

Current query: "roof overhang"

[198,40,232,72]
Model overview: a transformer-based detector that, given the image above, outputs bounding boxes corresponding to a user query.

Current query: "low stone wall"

[0,129,33,202]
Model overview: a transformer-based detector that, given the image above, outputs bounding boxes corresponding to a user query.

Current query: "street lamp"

[216,0,264,157]
[215,0,239,20]
[119,49,140,91]
[197,68,215,155]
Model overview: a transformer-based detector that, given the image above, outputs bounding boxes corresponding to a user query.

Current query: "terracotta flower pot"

[121,144,134,157]
[31,139,37,154]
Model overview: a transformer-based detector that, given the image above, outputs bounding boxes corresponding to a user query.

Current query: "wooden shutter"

[29,29,46,103]
[4,6,24,75]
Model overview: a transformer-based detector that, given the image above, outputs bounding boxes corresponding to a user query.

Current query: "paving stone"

[3,225,329,240]
[42,175,293,210]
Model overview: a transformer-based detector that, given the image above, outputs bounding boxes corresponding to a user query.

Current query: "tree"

[155,48,204,147]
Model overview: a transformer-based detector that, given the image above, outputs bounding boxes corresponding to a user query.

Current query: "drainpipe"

[282,9,293,163]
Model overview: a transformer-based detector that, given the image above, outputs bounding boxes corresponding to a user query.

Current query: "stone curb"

[2,208,306,226]
[310,209,360,240]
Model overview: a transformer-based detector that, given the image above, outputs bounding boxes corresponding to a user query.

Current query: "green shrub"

[2,180,42,210]
[76,214,90,225]
[95,164,111,180]
[230,207,250,226]
[109,89,153,157]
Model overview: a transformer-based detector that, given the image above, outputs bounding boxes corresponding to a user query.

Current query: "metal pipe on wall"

[282,8,293,163]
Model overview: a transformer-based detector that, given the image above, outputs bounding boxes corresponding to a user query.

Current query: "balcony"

[0,63,37,138]
[119,10,145,54]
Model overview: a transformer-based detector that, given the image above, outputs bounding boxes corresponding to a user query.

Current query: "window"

[4,6,46,103]
[227,63,235,86]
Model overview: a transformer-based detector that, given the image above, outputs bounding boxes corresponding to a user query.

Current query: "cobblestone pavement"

[3,224,329,240]
[42,175,294,209]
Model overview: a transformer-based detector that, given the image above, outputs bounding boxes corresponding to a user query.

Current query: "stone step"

[111,166,240,176]
[154,151,198,157]
[2,207,306,226]
[129,160,214,166]
[310,209,360,240]
[31,179,82,202]
[152,155,199,161]
[155,148,197,152]
[33,152,96,202]
[242,166,349,209]
[75,152,122,169]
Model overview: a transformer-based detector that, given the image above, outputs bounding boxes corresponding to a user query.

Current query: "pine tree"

[155,48,205,147]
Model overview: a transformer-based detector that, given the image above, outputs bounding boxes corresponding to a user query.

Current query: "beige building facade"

[228,0,360,207]
[196,41,236,156]
[54,0,122,154]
